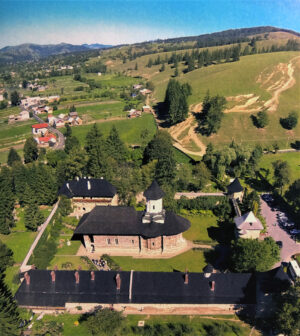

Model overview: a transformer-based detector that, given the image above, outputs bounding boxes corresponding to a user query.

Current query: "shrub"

[252,109,269,128]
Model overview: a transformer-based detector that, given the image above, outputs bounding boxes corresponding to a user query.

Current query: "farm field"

[71,113,157,145]
[55,100,127,121]
[111,249,207,273]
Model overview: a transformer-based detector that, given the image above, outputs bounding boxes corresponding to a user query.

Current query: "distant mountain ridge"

[0,42,113,64]
[0,26,299,64]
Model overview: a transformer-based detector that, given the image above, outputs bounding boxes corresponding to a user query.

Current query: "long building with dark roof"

[58,177,118,217]
[72,181,191,255]
[15,269,258,314]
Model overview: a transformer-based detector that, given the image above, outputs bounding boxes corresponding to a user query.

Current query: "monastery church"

[60,178,190,256]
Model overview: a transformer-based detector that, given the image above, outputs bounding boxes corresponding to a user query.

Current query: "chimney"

[87,180,91,190]
[75,271,80,284]
[24,272,30,285]
[116,273,121,291]
[209,281,215,291]
[51,270,56,282]
[90,271,95,281]
[184,269,189,285]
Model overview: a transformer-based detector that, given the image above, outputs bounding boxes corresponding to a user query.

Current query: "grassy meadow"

[71,113,157,145]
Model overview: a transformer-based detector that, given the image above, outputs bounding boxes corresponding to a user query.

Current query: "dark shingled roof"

[227,178,243,194]
[144,180,165,200]
[203,264,214,273]
[73,206,190,238]
[58,178,116,198]
[15,270,256,308]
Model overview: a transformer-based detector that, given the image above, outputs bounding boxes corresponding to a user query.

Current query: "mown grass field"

[55,101,127,121]
[111,249,207,273]
[71,113,157,145]
[35,313,252,336]
[182,212,219,243]
[259,151,300,185]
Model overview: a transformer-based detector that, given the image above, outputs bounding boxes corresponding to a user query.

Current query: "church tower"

[142,180,165,224]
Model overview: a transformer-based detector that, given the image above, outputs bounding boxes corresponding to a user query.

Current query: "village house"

[48,95,60,103]
[35,134,56,147]
[140,88,152,95]
[227,178,244,202]
[127,109,141,118]
[72,181,191,256]
[142,105,151,113]
[59,177,118,217]
[133,84,143,90]
[19,110,30,120]
[0,94,4,101]
[32,123,49,136]
[234,211,264,239]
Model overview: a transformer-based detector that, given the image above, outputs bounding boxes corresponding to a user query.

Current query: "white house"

[32,123,49,136]
[19,110,30,120]
[234,211,264,239]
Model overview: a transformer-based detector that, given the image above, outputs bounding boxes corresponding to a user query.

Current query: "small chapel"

[72,181,191,255]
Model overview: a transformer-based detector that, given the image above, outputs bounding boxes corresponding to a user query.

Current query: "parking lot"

[261,194,300,264]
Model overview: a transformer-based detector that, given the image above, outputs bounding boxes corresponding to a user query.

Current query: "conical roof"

[144,180,165,200]
[227,178,243,194]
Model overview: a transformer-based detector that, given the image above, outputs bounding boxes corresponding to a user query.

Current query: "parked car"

[276,241,283,248]
[290,229,300,235]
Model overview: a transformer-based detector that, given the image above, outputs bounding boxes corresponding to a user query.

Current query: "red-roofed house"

[36,134,56,147]
[32,123,49,136]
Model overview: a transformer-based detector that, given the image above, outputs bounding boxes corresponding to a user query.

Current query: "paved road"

[33,114,65,150]
[174,192,225,199]
[20,201,59,272]
[260,198,300,264]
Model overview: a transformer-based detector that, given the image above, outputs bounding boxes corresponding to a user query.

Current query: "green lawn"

[71,113,157,145]
[55,101,127,121]
[49,255,96,270]
[259,152,300,186]
[0,231,37,263]
[56,240,81,255]
[111,249,207,273]
[33,313,252,336]
[182,212,219,243]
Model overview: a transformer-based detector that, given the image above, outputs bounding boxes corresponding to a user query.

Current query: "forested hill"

[0,43,112,64]
[148,26,300,47]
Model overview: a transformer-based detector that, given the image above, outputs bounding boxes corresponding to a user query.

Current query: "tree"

[192,162,211,190]
[272,160,291,194]
[174,66,179,77]
[85,124,108,178]
[253,109,269,128]
[146,81,155,91]
[65,136,80,154]
[198,92,226,136]
[160,63,165,72]
[280,111,298,130]
[58,195,72,217]
[0,241,14,272]
[143,131,173,164]
[24,203,44,231]
[7,148,21,166]
[10,91,20,106]
[164,79,191,125]
[23,137,38,163]
[22,79,28,89]
[105,126,128,163]
[274,280,300,336]
[0,167,15,234]
[82,308,124,336]
[69,105,76,112]
[231,237,280,272]
[285,179,300,214]
[64,124,72,138]
[134,62,138,70]
[0,274,21,336]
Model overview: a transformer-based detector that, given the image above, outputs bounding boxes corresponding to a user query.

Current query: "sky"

[0,0,300,48]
